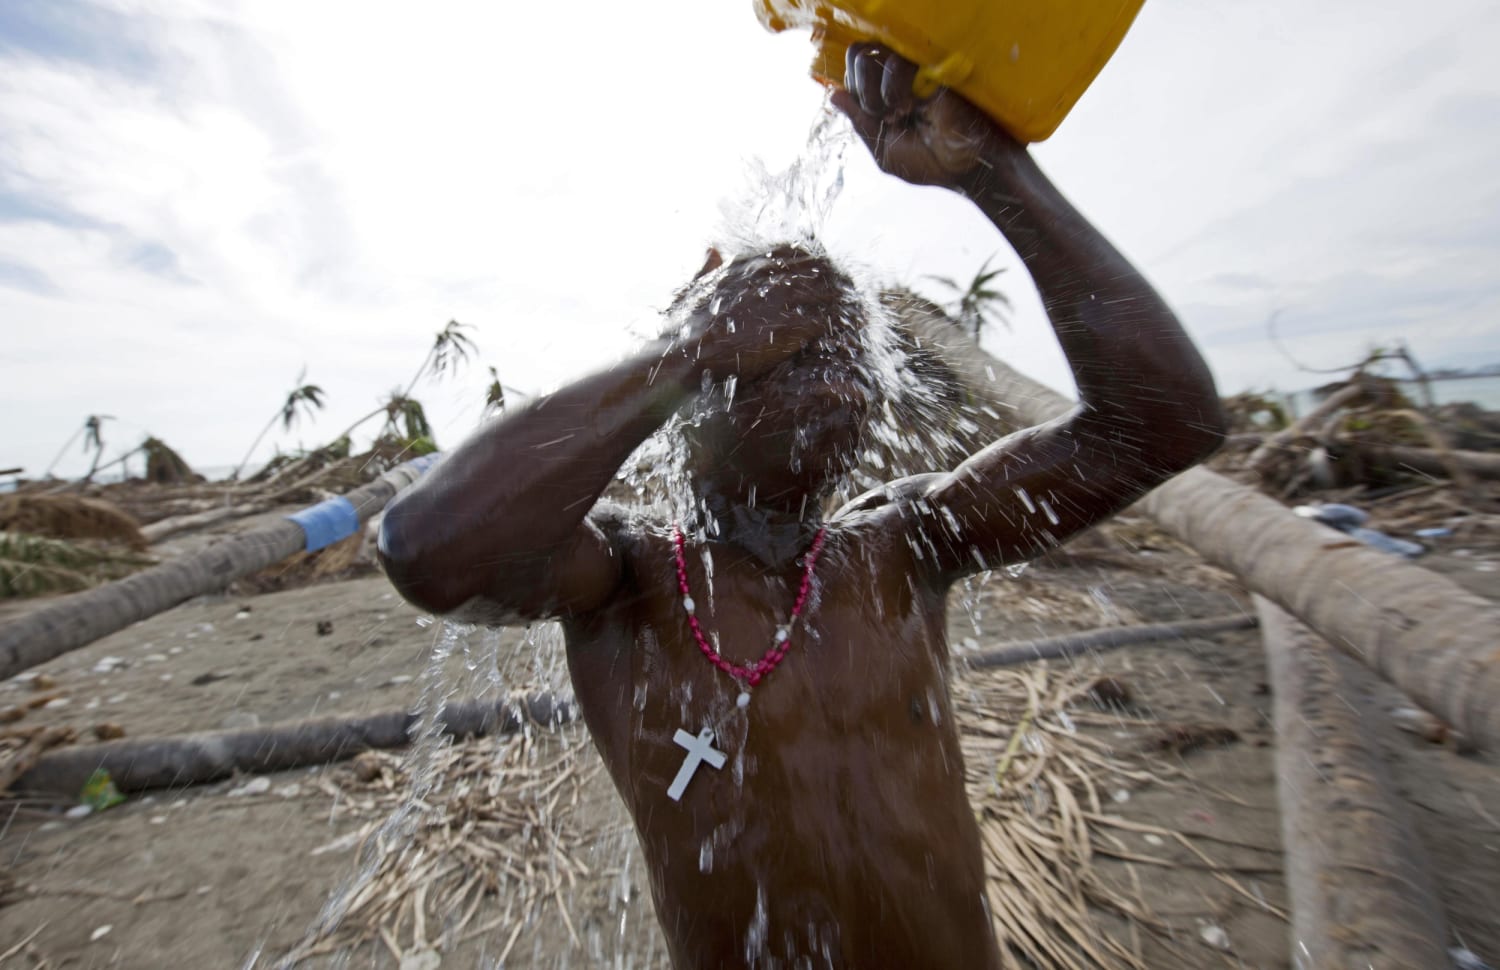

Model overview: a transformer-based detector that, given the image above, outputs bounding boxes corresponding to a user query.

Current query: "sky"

[2,0,1498,479]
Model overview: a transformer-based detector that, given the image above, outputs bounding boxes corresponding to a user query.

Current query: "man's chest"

[618,538,957,806]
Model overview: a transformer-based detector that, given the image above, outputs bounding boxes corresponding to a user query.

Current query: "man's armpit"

[453,515,626,626]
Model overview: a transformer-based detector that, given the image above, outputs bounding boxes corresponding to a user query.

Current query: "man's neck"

[696,490,824,568]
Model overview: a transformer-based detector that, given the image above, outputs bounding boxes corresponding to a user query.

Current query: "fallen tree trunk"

[0,725,75,793]
[1258,598,1449,969]
[141,501,273,545]
[1342,440,1500,481]
[967,613,1256,670]
[918,328,1500,751]
[0,457,436,681]
[1140,466,1500,751]
[13,691,572,796]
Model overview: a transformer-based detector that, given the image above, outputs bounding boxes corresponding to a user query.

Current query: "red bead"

[673,524,825,694]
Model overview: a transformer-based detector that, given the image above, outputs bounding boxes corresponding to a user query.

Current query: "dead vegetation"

[141,437,201,486]
[0,494,157,598]
[1222,370,1500,506]
[0,494,147,550]
[236,532,378,595]
[0,532,154,598]
[256,660,1278,970]
[281,726,613,966]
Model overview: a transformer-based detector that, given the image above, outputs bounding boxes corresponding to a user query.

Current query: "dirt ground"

[1,511,1498,969]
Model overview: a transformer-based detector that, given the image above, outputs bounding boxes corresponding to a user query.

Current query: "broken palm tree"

[10,693,571,797]
[1257,598,1450,968]
[0,457,437,681]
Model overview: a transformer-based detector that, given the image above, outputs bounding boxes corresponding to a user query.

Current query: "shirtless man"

[378,45,1226,969]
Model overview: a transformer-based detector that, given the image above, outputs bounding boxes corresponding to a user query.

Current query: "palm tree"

[43,415,113,480]
[80,415,115,484]
[400,320,477,401]
[482,365,529,419]
[83,442,146,481]
[925,255,1012,340]
[321,321,479,456]
[380,392,435,448]
[231,371,327,481]
[484,365,506,418]
[142,436,198,484]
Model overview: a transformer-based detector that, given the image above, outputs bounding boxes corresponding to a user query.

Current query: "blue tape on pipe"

[287,496,360,552]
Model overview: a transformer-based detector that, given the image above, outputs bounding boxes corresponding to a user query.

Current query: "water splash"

[277,98,1049,970]
[716,103,851,258]
[274,618,475,967]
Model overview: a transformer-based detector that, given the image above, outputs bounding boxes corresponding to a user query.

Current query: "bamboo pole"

[1257,598,1449,969]
[13,692,572,796]
[0,458,435,681]
[966,613,1256,669]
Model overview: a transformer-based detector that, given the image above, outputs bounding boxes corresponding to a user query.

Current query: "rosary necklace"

[665,523,827,802]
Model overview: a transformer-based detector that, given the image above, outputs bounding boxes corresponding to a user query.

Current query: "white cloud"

[3,0,1498,478]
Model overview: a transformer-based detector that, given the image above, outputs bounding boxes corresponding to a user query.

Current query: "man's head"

[678,243,876,509]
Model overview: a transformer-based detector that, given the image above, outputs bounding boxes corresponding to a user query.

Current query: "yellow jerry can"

[754,0,1145,142]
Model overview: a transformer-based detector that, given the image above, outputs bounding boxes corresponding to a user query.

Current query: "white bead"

[774,627,789,643]
[682,596,695,614]
[737,692,751,709]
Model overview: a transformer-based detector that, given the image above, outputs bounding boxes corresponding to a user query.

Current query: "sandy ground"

[1,514,1498,969]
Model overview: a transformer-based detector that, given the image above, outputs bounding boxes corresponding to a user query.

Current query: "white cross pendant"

[667,726,727,802]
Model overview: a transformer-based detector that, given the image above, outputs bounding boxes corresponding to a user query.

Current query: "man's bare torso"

[560,508,1002,969]
[377,48,1226,967]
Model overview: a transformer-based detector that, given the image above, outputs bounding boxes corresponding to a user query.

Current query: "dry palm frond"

[284,723,611,965]
[0,494,147,550]
[954,663,1252,970]
[959,665,1141,969]
[0,531,152,598]
[288,658,1250,969]
[142,436,200,485]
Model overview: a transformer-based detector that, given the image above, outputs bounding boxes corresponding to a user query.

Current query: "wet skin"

[379,46,1226,969]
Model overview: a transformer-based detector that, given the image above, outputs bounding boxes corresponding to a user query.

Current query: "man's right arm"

[378,258,833,623]
[378,339,697,622]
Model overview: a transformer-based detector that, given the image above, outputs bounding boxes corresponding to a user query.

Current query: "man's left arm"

[835,46,1227,582]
